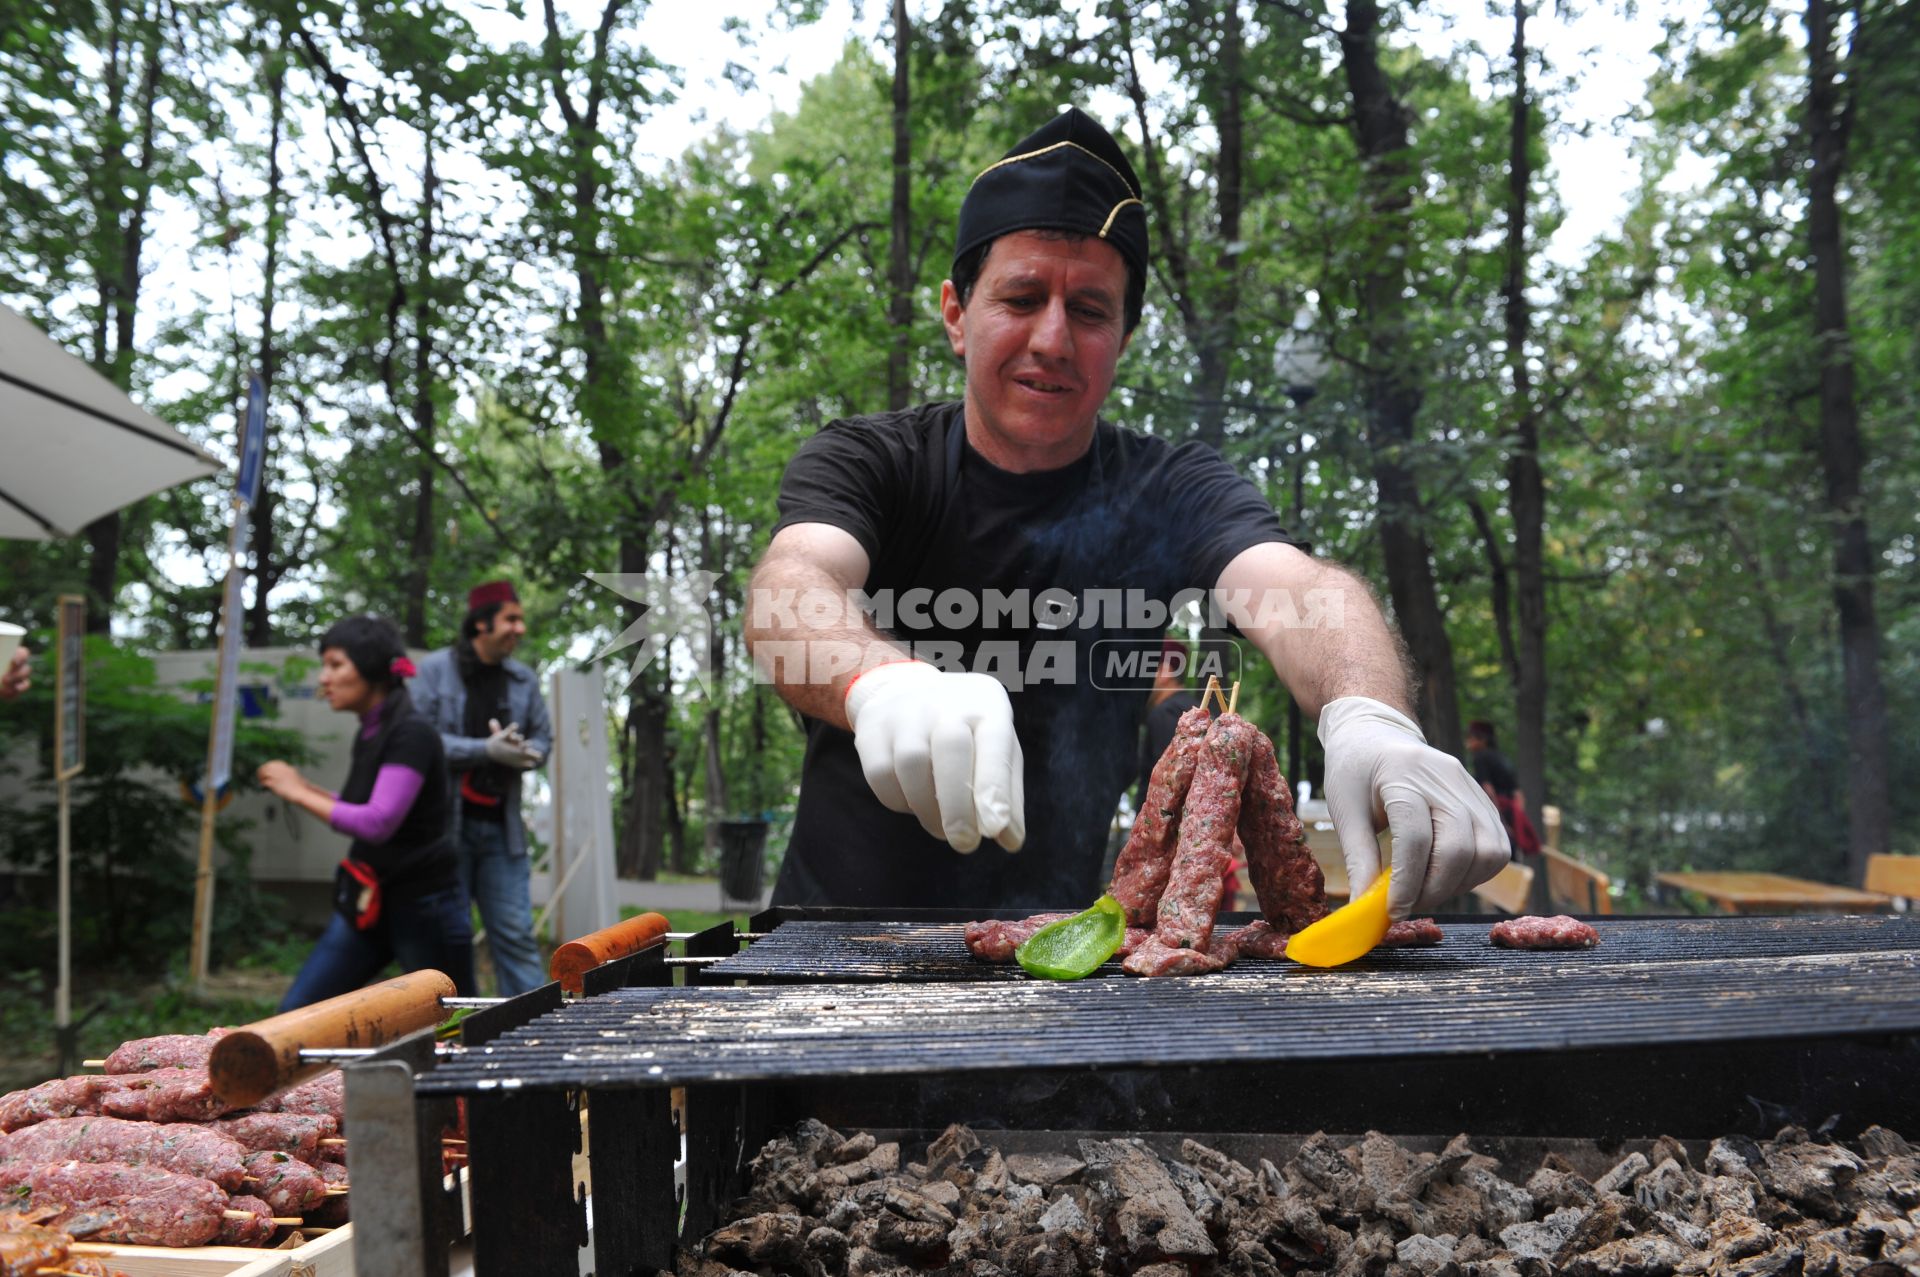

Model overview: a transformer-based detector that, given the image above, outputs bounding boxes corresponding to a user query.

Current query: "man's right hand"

[844,661,1026,853]
[484,718,542,770]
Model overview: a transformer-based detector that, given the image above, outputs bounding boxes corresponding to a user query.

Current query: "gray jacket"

[413,646,552,858]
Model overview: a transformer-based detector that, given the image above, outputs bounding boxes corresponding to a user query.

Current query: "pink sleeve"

[328,764,426,844]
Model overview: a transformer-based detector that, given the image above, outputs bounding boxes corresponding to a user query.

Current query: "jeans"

[279,883,476,1011]
[457,817,545,996]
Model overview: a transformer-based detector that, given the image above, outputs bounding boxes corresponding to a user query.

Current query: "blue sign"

[238,374,267,506]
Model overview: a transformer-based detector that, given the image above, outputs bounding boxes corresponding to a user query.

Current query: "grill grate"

[417,944,1920,1096]
[705,913,1920,983]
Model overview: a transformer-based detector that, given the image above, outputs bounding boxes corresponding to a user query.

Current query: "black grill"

[353,914,1920,1277]
[704,912,1920,983]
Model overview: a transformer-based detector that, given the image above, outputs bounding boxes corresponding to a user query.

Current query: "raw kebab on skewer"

[968,700,1442,976]
[0,1039,351,1252]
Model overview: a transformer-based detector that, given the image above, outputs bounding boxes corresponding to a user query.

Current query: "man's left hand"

[1318,697,1509,918]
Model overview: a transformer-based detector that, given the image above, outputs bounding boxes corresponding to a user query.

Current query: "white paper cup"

[0,622,22,677]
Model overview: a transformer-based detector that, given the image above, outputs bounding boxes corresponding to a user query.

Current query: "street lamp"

[1272,306,1327,790]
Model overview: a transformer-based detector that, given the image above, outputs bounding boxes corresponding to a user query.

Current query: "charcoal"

[1166,1151,1227,1228]
[845,1243,910,1277]
[793,1119,847,1162]
[1080,1138,1216,1261]
[1703,1173,1762,1218]
[1359,1129,1420,1209]
[820,1197,863,1232]
[1856,1127,1912,1161]
[1133,1266,1189,1277]
[676,1255,754,1277]
[1649,1209,1709,1250]
[1559,1234,1687,1277]
[831,1132,878,1164]
[806,1225,850,1272]
[1455,1162,1535,1234]
[1635,1158,1699,1216]
[1556,1195,1637,1261]
[1717,1245,1808,1277]
[1395,1232,1459,1272]
[1709,1136,1767,1178]
[1500,1206,1588,1261]
[920,1178,962,1210]
[1761,1140,1865,1218]
[1001,1227,1097,1276]
[1182,1138,1255,1189]
[1528,1165,1600,1213]
[810,1142,903,1198]
[970,1147,1009,1194]
[927,1125,981,1178]
[1596,1152,1652,1195]
[1258,1158,1286,1199]
[1331,1219,1397,1277]
[1036,1194,1086,1233]
[880,1181,955,1228]
[1221,1238,1284,1277]
[1707,1209,1778,1260]
[1238,1192,1334,1264]
[1295,1131,1365,1202]
[705,1212,806,1265]
[1004,1153,1082,1188]
[1647,1136,1694,1173]
[873,1211,947,1260]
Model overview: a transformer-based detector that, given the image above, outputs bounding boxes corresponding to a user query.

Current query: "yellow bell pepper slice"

[1285,868,1392,967]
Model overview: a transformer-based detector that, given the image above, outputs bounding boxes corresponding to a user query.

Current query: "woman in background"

[260,614,476,1008]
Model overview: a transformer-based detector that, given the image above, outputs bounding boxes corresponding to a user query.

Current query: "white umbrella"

[0,304,222,539]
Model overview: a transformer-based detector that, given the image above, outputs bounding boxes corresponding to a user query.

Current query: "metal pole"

[55,774,71,1067]
[189,507,246,993]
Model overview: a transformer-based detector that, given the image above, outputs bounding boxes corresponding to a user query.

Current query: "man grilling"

[746,107,1506,918]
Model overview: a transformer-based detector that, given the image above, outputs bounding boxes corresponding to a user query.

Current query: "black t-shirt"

[1471,747,1518,799]
[769,401,1302,911]
[340,710,454,899]
[459,660,513,822]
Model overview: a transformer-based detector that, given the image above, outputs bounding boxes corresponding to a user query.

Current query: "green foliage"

[0,638,309,968]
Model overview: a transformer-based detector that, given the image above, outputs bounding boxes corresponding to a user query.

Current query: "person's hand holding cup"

[0,623,28,702]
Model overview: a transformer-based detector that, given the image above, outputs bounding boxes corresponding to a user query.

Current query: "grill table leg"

[585,1087,677,1275]
[345,1048,459,1277]
[682,1083,774,1242]
[469,1088,584,1277]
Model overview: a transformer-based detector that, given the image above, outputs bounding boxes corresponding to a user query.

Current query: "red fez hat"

[468,580,518,611]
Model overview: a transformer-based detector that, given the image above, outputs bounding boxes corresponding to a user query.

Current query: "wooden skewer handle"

[548,911,671,995]
[209,969,457,1108]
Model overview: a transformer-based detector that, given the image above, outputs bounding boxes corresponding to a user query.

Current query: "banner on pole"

[237,374,267,508]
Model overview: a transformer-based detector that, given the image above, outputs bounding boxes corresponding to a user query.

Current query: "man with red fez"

[413,579,552,995]
[747,106,1509,920]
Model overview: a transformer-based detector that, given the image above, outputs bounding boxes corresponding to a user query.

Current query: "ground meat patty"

[241,1150,327,1215]
[0,1076,150,1133]
[1223,918,1292,960]
[1238,729,1325,934]
[216,1193,276,1246]
[1108,705,1211,925]
[1490,914,1600,949]
[964,915,1149,964]
[257,1073,344,1125]
[1381,917,1444,948]
[98,1070,231,1124]
[0,1117,249,1192]
[1155,714,1255,951]
[305,1158,351,1226]
[205,1112,338,1164]
[102,1029,231,1075]
[0,1160,226,1246]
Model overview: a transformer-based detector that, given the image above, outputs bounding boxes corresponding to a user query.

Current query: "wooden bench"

[1543,847,1613,915]
[1865,854,1920,904]
[1471,861,1535,914]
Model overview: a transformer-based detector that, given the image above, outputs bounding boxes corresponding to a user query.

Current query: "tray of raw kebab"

[0,970,457,1276]
[966,682,1598,978]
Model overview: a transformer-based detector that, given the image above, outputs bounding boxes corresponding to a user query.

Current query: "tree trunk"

[403,139,438,647]
[246,49,287,646]
[1336,0,1462,753]
[886,0,913,411]
[85,0,165,634]
[1501,1,1550,910]
[1803,0,1890,884]
[619,684,670,880]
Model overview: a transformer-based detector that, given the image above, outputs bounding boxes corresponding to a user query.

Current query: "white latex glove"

[485,718,541,770]
[1317,696,1509,918]
[844,660,1026,853]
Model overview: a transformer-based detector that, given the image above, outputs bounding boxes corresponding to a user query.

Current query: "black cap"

[954,107,1148,281]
